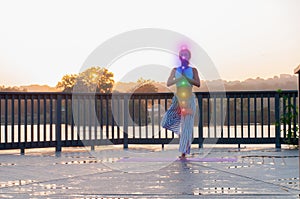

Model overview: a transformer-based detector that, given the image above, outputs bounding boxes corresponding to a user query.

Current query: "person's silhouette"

[163,48,200,158]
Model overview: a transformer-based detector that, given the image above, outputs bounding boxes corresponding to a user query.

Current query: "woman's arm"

[167,68,184,87]
[184,68,201,87]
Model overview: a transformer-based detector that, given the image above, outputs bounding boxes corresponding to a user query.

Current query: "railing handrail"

[0,90,297,97]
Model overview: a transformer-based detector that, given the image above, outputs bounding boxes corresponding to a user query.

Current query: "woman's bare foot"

[179,153,186,159]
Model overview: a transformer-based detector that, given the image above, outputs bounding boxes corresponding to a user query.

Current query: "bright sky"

[0,0,300,87]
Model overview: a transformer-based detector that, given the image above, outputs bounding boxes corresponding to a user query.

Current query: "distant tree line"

[193,74,297,92]
[0,86,27,92]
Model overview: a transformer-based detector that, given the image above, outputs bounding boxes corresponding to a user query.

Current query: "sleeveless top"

[174,66,193,87]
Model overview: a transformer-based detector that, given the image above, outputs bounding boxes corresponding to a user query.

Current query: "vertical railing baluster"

[227,95,230,138]
[11,94,15,144]
[220,96,224,139]
[71,95,74,142]
[31,95,34,144]
[18,95,21,149]
[24,95,28,148]
[94,95,98,141]
[207,97,210,138]
[213,96,217,138]
[18,95,23,154]
[197,94,203,148]
[50,95,53,142]
[90,94,95,150]
[0,97,2,144]
[139,96,142,138]
[117,95,121,139]
[254,94,257,138]
[151,95,154,139]
[261,95,264,138]
[43,95,47,143]
[288,94,292,138]
[65,95,69,142]
[88,95,92,145]
[275,92,281,148]
[83,96,86,141]
[99,95,103,140]
[5,94,8,146]
[111,95,114,140]
[241,95,244,138]
[145,96,148,139]
[37,95,40,142]
[164,95,167,138]
[248,94,250,138]
[87,95,93,143]
[56,95,62,154]
[298,76,300,149]
[0,97,1,144]
[106,95,109,139]
[267,94,271,138]
[76,95,80,142]
[123,94,128,149]
[226,94,231,138]
[132,96,135,138]
[234,95,237,138]
[158,96,161,139]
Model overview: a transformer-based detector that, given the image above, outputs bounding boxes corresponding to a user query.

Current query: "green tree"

[56,74,78,92]
[56,66,115,93]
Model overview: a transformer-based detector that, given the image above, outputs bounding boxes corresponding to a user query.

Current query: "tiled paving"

[0,145,299,198]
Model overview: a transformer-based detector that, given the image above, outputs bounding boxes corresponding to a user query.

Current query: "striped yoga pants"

[161,95,196,154]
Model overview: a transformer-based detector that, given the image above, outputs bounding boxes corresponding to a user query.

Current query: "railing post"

[20,148,25,155]
[275,92,281,149]
[123,94,128,149]
[56,95,62,155]
[197,94,203,148]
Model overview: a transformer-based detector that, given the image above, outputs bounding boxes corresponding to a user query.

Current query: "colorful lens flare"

[180,79,188,86]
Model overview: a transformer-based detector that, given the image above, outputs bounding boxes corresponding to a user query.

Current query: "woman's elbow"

[167,79,175,87]
[166,81,171,87]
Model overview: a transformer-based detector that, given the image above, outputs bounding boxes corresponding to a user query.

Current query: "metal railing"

[0,90,298,154]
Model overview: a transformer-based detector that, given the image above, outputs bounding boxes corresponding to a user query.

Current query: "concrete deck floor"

[0,145,299,198]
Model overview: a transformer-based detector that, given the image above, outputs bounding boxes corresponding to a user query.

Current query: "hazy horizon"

[0,73,297,94]
[0,73,297,88]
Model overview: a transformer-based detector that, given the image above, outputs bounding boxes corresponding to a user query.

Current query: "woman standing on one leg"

[162,48,200,159]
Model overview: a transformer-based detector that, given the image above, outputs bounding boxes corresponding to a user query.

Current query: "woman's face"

[179,50,191,61]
